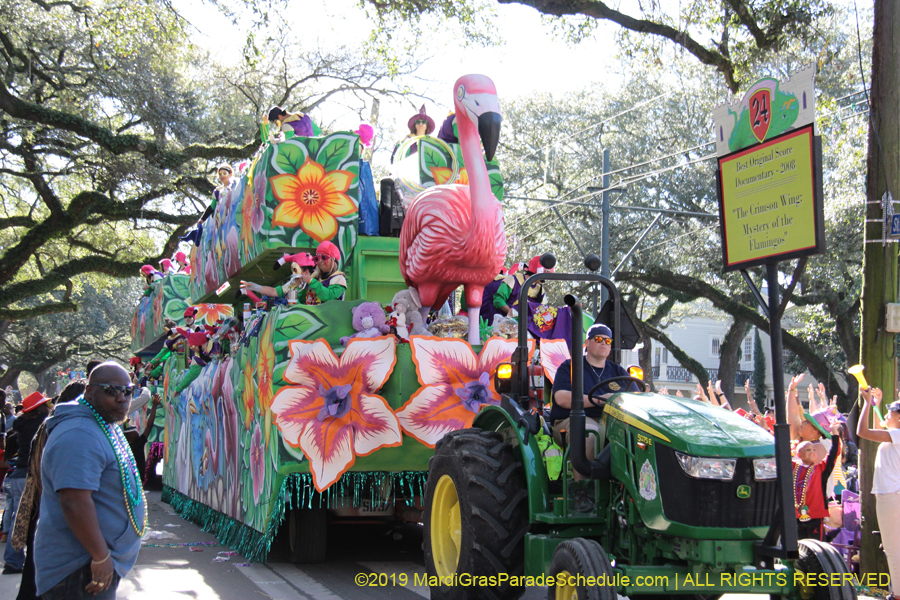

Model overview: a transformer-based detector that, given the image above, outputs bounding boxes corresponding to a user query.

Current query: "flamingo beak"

[478,112,501,161]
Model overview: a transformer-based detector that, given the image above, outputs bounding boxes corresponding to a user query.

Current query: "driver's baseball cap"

[587,324,612,339]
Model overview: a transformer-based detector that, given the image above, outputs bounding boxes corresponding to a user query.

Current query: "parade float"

[127,75,577,564]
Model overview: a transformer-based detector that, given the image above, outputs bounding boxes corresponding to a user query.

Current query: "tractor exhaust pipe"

[564,294,592,478]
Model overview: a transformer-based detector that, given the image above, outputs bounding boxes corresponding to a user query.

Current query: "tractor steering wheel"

[586,376,649,408]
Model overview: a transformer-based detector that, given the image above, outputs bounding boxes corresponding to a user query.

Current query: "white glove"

[241,281,262,293]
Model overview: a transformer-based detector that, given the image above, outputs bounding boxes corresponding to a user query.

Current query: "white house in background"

[621,310,823,410]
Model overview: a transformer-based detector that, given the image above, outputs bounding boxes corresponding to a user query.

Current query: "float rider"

[200,162,235,222]
[391,105,435,163]
[480,256,549,325]
[239,241,346,305]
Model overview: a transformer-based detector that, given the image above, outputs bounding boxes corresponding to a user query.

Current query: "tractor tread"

[424,428,528,600]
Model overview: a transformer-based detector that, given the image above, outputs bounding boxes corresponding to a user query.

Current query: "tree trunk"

[718,318,751,407]
[859,0,898,577]
[0,368,21,390]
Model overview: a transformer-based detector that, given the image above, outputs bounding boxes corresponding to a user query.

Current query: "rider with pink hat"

[240,241,345,305]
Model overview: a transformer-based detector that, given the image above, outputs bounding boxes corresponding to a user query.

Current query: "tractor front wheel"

[547,538,616,600]
[789,539,856,600]
[424,429,529,600]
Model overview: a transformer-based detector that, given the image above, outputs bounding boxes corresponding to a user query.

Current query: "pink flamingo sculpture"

[399,74,507,345]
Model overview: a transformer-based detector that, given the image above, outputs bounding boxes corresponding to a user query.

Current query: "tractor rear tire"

[288,505,327,564]
[546,538,616,600]
[424,429,529,600]
[790,539,857,600]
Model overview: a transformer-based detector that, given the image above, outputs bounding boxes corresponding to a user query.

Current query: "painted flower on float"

[396,336,534,447]
[269,157,355,243]
[195,303,234,326]
[539,339,570,384]
[240,181,258,258]
[270,336,400,492]
[241,355,256,430]
[152,287,164,325]
[250,422,266,503]
[256,316,276,446]
[429,167,469,186]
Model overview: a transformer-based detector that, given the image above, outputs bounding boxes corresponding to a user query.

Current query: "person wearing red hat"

[479,255,549,325]
[2,391,51,574]
[240,242,346,306]
[173,330,210,394]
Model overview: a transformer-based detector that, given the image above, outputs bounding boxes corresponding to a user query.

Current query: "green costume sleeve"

[174,363,204,394]
[493,282,513,309]
[275,285,284,297]
[149,348,172,365]
[149,364,165,379]
[307,278,346,303]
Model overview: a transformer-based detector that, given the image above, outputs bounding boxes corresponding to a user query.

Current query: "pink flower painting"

[269,337,401,492]
[396,336,534,447]
[250,423,266,503]
[539,339,570,384]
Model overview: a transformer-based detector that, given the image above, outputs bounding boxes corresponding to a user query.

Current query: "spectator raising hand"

[715,380,731,410]
[695,383,709,403]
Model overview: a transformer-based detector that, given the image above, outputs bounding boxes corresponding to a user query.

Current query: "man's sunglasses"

[93,384,135,397]
[591,336,613,345]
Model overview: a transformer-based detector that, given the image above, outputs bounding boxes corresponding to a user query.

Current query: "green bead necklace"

[78,395,148,536]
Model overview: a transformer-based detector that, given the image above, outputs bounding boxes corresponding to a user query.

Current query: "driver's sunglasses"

[591,336,613,345]
[94,384,135,397]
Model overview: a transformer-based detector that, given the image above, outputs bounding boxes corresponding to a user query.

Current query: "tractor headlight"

[676,452,736,481]
[752,457,777,480]
[494,362,513,394]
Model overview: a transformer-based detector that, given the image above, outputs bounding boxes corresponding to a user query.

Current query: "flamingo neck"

[456,110,493,231]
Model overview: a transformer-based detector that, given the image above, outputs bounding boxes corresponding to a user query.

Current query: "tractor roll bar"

[513,273,622,478]
[512,273,622,397]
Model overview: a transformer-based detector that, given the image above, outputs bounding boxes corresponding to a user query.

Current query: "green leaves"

[274,141,309,174]
[315,135,355,173]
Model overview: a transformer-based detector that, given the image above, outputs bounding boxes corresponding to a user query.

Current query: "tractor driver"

[550,324,639,479]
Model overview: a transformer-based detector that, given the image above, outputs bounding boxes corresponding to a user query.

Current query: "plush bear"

[391,288,427,341]
[340,301,390,346]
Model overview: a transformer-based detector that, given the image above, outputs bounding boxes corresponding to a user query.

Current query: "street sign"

[890,214,900,238]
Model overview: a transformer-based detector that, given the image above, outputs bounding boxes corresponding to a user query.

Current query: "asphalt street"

[0,491,830,600]
[0,490,546,600]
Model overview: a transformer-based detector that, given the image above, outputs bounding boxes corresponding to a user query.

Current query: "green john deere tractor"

[423,255,855,600]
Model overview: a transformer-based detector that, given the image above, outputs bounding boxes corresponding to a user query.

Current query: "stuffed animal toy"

[339,301,390,345]
[390,288,427,341]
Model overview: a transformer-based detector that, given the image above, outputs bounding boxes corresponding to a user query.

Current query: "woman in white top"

[857,388,900,600]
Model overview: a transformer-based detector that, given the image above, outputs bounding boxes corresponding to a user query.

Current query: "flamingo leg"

[467,307,481,345]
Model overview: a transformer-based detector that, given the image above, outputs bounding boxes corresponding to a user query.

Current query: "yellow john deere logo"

[736,485,752,499]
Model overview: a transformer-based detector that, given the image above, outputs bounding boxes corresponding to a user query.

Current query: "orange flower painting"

[270,158,356,243]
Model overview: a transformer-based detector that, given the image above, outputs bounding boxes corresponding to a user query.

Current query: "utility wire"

[516,91,673,164]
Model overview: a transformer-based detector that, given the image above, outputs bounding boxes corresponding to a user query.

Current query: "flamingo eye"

[457,85,465,100]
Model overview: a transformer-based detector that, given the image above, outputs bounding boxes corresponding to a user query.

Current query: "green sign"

[717,123,825,272]
[736,485,751,499]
